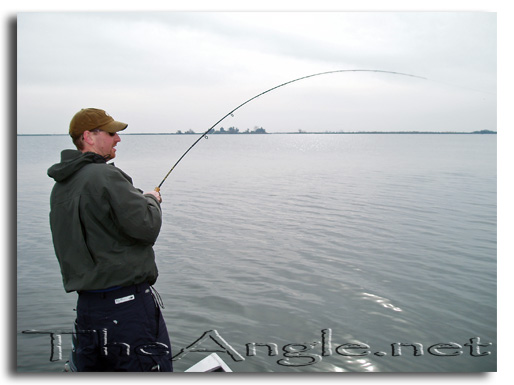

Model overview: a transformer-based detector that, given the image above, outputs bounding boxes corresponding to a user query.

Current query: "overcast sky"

[17,11,496,134]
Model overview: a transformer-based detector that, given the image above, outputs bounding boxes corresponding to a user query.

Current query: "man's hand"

[145,190,162,203]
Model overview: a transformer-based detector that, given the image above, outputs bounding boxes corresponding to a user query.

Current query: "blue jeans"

[75,283,173,371]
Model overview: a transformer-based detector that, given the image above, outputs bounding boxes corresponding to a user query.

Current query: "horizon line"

[17,130,497,136]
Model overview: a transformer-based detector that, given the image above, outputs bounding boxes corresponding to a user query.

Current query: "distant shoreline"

[17,130,497,136]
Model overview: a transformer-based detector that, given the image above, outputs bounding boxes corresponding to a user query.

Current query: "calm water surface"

[17,134,497,372]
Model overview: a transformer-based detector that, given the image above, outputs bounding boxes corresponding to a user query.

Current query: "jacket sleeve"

[102,166,162,244]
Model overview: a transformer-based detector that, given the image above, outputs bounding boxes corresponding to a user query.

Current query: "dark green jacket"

[48,150,162,292]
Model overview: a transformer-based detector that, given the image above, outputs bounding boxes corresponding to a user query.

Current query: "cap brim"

[101,120,128,133]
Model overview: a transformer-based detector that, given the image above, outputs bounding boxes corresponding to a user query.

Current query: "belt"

[78,283,150,299]
[82,286,122,293]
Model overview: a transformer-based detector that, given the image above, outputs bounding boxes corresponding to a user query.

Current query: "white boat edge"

[184,353,233,372]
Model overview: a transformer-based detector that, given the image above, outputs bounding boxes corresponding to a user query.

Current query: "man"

[48,108,173,371]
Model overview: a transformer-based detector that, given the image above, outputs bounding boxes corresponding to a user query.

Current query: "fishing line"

[155,69,427,191]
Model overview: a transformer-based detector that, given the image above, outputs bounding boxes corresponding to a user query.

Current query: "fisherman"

[47,108,173,371]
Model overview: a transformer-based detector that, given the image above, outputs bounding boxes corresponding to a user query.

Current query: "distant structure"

[176,126,268,135]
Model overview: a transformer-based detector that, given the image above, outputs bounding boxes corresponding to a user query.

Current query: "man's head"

[69,108,127,160]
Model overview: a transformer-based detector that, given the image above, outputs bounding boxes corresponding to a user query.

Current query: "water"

[17,133,497,372]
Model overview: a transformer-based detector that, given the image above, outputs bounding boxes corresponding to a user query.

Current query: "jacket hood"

[48,150,107,182]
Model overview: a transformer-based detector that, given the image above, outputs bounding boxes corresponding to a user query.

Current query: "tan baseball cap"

[69,108,128,139]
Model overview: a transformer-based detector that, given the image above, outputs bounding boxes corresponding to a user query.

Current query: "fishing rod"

[155,69,427,191]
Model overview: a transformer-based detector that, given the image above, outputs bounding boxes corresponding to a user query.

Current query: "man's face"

[89,130,121,160]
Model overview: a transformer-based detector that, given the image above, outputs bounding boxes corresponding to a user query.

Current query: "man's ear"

[82,130,95,146]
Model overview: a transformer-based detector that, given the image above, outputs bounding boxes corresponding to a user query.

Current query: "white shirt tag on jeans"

[115,294,135,304]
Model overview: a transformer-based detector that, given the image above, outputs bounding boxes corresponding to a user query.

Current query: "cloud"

[17,12,496,134]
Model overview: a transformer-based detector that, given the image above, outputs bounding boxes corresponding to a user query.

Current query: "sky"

[16,10,497,134]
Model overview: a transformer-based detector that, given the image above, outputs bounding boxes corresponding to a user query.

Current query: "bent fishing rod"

[155,69,427,192]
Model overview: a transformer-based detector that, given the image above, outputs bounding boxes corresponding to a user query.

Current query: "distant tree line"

[175,126,267,135]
